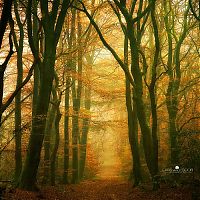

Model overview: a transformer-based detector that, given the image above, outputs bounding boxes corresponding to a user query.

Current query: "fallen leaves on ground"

[3,179,192,200]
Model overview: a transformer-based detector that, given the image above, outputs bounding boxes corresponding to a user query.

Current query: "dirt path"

[63,179,131,200]
[62,179,192,200]
[4,179,192,200]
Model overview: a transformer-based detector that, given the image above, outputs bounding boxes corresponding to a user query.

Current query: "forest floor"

[3,178,193,200]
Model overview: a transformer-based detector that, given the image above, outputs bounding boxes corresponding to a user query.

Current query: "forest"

[0,0,200,199]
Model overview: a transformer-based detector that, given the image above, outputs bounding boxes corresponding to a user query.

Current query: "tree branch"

[1,64,35,113]
[189,0,200,21]
[0,93,32,126]
[178,116,200,133]
[79,0,135,87]
[0,0,13,48]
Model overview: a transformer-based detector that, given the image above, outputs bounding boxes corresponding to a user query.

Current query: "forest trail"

[5,179,192,200]
[64,179,131,200]
[62,180,191,200]
[97,164,123,180]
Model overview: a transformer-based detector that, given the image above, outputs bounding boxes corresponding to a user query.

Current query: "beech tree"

[12,0,25,182]
[163,0,197,167]
[19,0,71,190]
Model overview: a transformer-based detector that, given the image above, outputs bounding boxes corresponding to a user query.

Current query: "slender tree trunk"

[164,0,190,166]
[79,86,91,180]
[124,35,141,186]
[19,79,54,190]
[71,100,79,184]
[32,0,40,119]
[50,101,61,186]
[0,0,13,48]
[14,54,23,182]
[19,40,56,190]
[0,36,13,127]
[127,22,155,179]
[149,2,160,189]
[79,52,94,180]
[71,10,83,184]
[63,77,70,184]
[43,103,56,184]
[19,0,69,189]
[13,0,24,182]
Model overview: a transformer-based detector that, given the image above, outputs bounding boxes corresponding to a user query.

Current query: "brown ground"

[3,179,193,200]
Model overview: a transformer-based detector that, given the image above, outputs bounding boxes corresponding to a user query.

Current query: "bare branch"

[1,64,35,113]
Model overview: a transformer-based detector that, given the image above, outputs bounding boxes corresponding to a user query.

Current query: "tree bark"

[79,84,91,180]
[164,0,190,166]
[43,103,56,184]
[63,77,70,184]
[13,0,24,182]
[0,0,13,49]
[19,0,69,190]
[50,98,61,186]
[124,35,141,186]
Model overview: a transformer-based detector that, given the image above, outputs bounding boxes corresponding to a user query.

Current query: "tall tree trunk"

[63,76,70,184]
[50,99,61,186]
[164,0,190,166]
[14,46,23,183]
[71,10,83,184]
[149,2,160,189]
[79,52,94,180]
[71,92,79,184]
[19,44,56,190]
[32,0,40,119]
[127,22,155,179]
[0,0,13,128]
[13,0,24,182]
[79,85,91,180]
[124,35,141,186]
[0,0,13,49]
[20,21,56,191]
[43,102,56,184]
[19,0,69,190]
